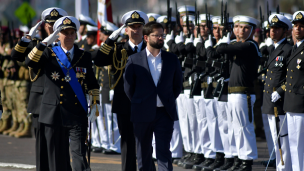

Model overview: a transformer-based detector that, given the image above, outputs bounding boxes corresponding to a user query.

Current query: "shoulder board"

[247,40,262,57]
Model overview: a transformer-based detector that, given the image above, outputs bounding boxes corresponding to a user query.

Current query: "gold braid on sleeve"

[28,67,41,82]
[108,43,128,90]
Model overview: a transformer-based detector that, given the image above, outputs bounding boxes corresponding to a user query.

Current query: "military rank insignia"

[297,59,302,69]
[275,56,284,67]
[51,72,60,81]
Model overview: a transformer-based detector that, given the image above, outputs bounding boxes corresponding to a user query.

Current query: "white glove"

[175,31,184,44]
[224,78,230,82]
[194,34,202,47]
[89,104,101,122]
[220,32,231,44]
[265,37,274,47]
[109,24,126,40]
[42,27,62,46]
[185,34,194,45]
[207,76,213,84]
[217,77,224,82]
[259,42,266,49]
[204,35,213,49]
[164,30,174,50]
[26,21,43,39]
[271,91,281,102]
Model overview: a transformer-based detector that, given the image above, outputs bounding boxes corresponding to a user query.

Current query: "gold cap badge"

[296,12,303,20]
[63,18,72,25]
[163,18,168,23]
[131,12,140,19]
[149,16,155,22]
[50,9,59,17]
[272,15,279,23]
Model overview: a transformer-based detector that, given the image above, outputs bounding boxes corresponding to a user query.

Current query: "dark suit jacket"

[123,49,182,122]
[25,43,99,126]
[283,42,304,113]
[262,39,292,115]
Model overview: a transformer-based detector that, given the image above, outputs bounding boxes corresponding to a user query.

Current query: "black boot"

[226,157,242,171]
[235,160,252,171]
[192,158,215,170]
[183,153,205,169]
[177,153,193,167]
[202,153,225,171]
[261,158,276,168]
[213,158,234,171]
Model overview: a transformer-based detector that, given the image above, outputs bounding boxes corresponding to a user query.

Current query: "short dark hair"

[143,22,164,36]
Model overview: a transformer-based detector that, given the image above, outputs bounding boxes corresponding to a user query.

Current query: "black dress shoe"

[234,160,252,171]
[91,147,104,153]
[192,158,215,170]
[102,149,120,154]
[182,153,205,169]
[226,157,242,171]
[202,153,225,171]
[173,158,181,164]
[178,153,193,167]
[261,158,276,168]
[213,158,234,171]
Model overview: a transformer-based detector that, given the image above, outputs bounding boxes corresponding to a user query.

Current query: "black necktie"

[66,52,71,62]
[134,46,138,53]
[292,45,297,53]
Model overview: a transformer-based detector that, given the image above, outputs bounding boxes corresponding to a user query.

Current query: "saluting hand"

[42,27,62,46]
[109,24,126,40]
[26,21,43,40]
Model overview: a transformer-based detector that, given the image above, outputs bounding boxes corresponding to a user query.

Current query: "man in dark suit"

[262,14,292,170]
[124,22,182,171]
[278,11,304,171]
[92,10,149,171]
[25,16,99,171]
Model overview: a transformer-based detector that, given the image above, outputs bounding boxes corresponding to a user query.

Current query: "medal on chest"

[275,56,284,67]
[51,72,60,81]
[297,58,302,69]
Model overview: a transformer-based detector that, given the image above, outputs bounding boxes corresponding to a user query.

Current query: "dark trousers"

[41,123,89,171]
[133,107,174,171]
[32,114,49,171]
[117,112,137,171]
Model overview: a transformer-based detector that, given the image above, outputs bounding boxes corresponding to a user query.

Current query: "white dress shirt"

[296,39,304,48]
[129,40,143,52]
[146,48,163,107]
[274,38,286,49]
[61,45,75,61]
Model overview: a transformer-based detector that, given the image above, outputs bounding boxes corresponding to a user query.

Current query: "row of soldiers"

[0,25,33,138]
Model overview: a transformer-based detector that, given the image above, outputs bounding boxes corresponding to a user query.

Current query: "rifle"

[260,6,266,41]
[7,22,14,48]
[185,6,191,38]
[176,2,182,32]
[116,16,120,27]
[205,3,212,35]
[167,0,172,33]
[267,1,271,25]
[276,5,280,14]
[221,1,229,37]
[273,87,284,166]
[195,2,200,38]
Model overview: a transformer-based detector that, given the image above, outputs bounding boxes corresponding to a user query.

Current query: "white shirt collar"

[274,38,286,49]
[146,47,162,58]
[296,39,304,47]
[128,40,143,52]
[61,45,74,60]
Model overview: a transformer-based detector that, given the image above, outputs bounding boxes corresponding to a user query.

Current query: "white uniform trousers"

[194,94,216,158]
[215,98,231,158]
[226,99,238,157]
[176,93,192,152]
[268,114,291,171]
[152,121,183,159]
[104,104,121,153]
[204,97,223,153]
[184,92,202,154]
[228,94,258,160]
[286,112,304,171]
[91,103,109,149]
[262,113,275,160]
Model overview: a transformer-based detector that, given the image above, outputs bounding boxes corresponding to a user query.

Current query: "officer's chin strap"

[264,114,287,171]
